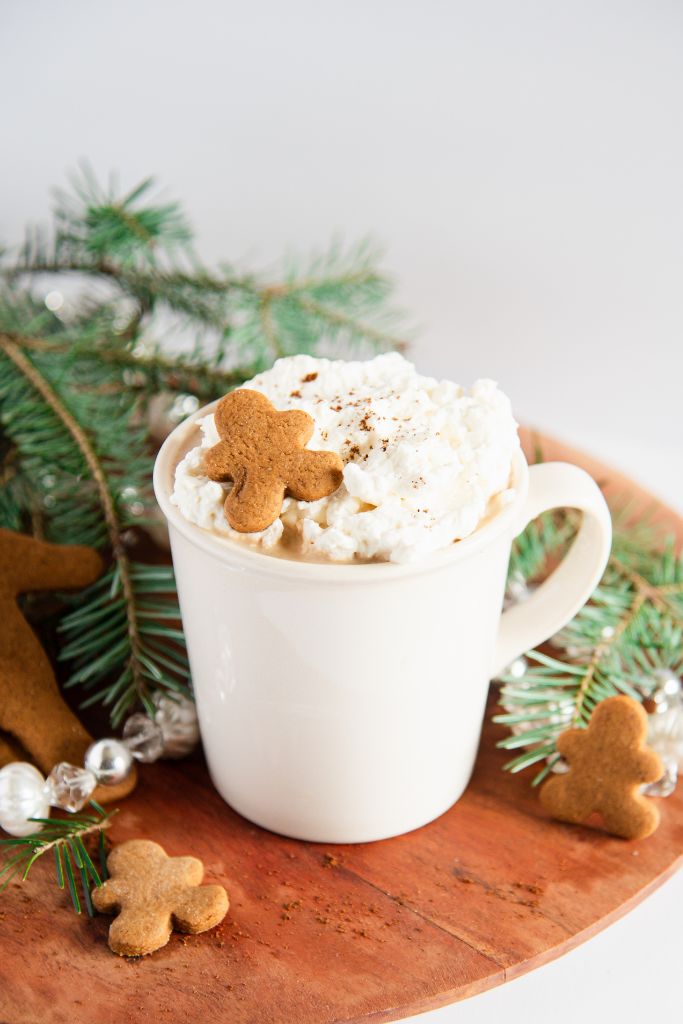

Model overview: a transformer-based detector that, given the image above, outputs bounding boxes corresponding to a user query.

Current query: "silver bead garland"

[0,695,199,837]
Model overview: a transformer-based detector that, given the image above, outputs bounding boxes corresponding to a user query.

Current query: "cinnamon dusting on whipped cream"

[171,353,519,564]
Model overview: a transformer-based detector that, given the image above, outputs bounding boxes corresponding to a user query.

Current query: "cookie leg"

[0,629,94,774]
[224,475,286,534]
[107,907,174,957]
[539,775,594,825]
[0,624,136,803]
[172,884,229,934]
[600,793,660,840]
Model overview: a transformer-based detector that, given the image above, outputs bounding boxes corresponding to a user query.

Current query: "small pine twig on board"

[0,801,116,916]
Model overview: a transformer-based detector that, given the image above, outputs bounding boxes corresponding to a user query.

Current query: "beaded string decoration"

[0,694,198,837]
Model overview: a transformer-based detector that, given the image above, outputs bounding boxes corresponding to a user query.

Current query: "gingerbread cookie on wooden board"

[0,529,136,803]
[540,695,663,839]
[93,839,229,956]
[204,388,343,533]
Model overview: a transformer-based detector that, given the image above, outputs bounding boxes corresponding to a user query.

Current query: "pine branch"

[0,168,405,728]
[4,173,408,366]
[3,330,255,403]
[0,801,115,916]
[0,335,157,714]
[495,510,683,784]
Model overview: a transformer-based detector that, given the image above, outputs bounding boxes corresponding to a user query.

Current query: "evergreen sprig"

[0,169,404,726]
[497,509,683,784]
[0,801,114,915]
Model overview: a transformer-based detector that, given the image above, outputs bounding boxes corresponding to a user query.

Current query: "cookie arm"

[91,878,123,913]
[0,531,102,594]
[556,728,584,760]
[634,748,664,784]
[204,444,239,483]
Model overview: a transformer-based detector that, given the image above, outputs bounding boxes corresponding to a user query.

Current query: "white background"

[1,2,680,1021]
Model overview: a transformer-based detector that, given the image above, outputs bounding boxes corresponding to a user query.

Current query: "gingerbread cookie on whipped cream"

[171,353,519,564]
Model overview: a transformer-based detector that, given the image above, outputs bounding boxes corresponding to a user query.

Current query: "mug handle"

[492,462,612,678]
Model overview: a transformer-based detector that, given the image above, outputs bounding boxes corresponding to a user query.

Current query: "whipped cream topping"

[171,353,519,564]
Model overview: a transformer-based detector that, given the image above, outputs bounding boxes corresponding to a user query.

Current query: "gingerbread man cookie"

[204,389,344,533]
[0,528,136,803]
[93,839,229,955]
[540,695,664,839]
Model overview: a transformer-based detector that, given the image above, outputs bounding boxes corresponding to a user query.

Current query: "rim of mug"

[153,399,529,582]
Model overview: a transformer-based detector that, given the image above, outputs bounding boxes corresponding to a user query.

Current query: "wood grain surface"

[0,433,681,1024]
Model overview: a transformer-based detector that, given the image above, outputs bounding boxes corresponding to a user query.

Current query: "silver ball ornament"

[84,738,134,786]
[0,762,51,837]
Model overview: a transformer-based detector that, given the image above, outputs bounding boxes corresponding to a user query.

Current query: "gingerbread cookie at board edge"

[204,388,344,533]
[93,839,229,956]
[539,695,663,839]
[0,529,137,804]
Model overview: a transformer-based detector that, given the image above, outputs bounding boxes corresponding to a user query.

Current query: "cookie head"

[589,696,650,748]
[203,389,344,533]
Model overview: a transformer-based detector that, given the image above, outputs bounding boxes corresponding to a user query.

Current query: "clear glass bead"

[651,668,682,701]
[506,656,528,680]
[647,688,683,772]
[44,762,97,813]
[503,572,536,610]
[84,738,134,785]
[122,713,164,763]
[0,763,50,837]
[153,692,200,759]
[642,757,678,798]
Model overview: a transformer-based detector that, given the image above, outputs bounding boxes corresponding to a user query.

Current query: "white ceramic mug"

[154,407,612,843]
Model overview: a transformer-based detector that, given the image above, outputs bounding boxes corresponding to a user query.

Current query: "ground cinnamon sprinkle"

[302,372,318,382]
[290,389,302,398]
[513,882,543,895]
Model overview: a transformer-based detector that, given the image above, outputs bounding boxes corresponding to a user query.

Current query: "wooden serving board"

[0,433,681,1024]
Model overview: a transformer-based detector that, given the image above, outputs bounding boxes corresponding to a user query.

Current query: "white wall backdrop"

[2,0,682,503]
